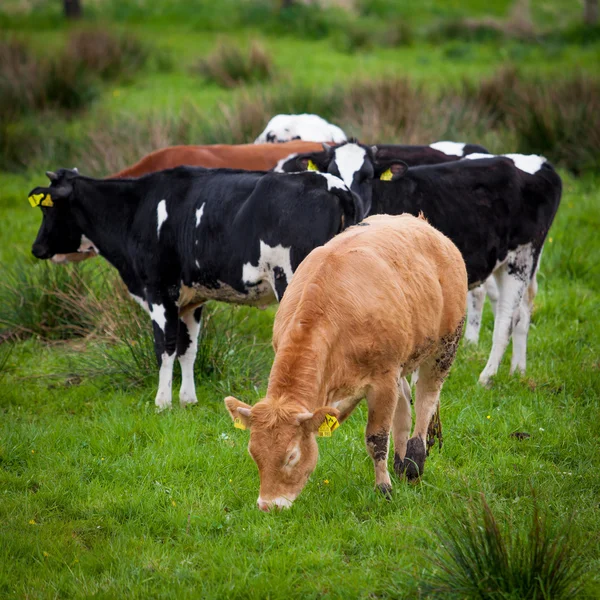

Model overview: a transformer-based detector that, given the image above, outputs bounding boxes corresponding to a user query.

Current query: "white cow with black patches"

[255,114,347,144]
[30,166,364,410]
[288,142,562,386]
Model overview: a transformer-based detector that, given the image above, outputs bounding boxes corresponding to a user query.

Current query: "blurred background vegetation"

[1,0,598,178]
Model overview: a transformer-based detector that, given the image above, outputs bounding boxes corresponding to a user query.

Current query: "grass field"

[1,1,599,598]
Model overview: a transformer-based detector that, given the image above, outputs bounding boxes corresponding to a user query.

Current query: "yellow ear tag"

[28,193,45,207]
[307,159,318,172]
[318,414,340,437]
[40,195,54,207]
[380,168,393,181]
[234,417,247,430]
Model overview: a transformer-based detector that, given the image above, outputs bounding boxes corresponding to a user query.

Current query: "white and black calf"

[255,113,347,144]
[30,166,364,409]
[291,142,562,385]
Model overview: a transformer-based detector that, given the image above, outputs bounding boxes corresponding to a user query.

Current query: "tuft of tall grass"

[65,29,150,82]
[73,280,272,394]
[423,494,587,599]
[0,259,104,341]
[194,41,274,89]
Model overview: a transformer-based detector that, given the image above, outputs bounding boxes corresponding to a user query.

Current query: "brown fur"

[225,214,468,510]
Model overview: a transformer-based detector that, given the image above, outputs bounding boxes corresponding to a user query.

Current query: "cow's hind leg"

[403,322,463,480]
[464,286,486,344]
[510,268,537,376]
[148,294,180,411]
[393,377,412,478]
[177,305,204,407]
[365,378,398,497]
[478,245,535,386]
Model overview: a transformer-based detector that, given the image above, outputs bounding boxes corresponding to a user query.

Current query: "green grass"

[1,1,599,597]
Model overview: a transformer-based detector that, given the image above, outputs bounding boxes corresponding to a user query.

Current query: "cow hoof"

[404,438,426,481]
[478,372,495,388]
[155,398,172,412]
[393,452,405,478]
[179,393,198,407]
[377,483,392,499]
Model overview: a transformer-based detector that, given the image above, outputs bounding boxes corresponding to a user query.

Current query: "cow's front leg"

[177,305,203,407]
[148,294,179,411]
[365,380,398,497]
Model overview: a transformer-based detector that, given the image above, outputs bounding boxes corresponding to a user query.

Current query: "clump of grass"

[195,40,274,88]
[65,29,149,82]
[0,259,103,341]
[423,494,586,599]
[74,280,271,394]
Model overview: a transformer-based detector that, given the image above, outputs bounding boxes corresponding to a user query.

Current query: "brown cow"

[225,214,467,511]
[51,141,323,264]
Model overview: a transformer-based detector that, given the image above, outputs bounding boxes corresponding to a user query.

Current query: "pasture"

[1,1,599,597]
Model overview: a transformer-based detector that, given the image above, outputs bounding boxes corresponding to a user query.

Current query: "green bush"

[423,495,586,599]
[194,41,273,89]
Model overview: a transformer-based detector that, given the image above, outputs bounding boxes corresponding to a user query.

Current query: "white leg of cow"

[478,246,534,386]
[178,306,203,407]
[510,270,537,375]
[485,276,499,317]
[464,285,486,344]
[156,351,176,410]
[392,377,412,477]
[149,297,179,411]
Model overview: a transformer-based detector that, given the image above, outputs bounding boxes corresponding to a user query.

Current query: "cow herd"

[27,113,562,510]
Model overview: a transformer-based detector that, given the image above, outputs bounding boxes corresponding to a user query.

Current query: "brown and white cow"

[225,214,467,511]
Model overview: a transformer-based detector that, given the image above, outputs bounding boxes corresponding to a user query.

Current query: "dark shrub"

[195,41,273,88]
[423,495,586,599]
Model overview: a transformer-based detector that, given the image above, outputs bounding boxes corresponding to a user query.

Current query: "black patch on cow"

[366,432,389,462]
[177,319,192,357]
[426,405,443,455]
[393,452,404,477]
[273,267,288,301]
[403,437,426,481]
[434,318,464,377]
[356,222,369,227]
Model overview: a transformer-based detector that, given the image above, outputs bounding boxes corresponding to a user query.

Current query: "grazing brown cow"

[225,214,468,511]
[51,141,323,264]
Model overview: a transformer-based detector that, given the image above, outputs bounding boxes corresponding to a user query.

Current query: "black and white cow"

[255,114,347,144]
[274,139,494,344]
[273,140,490,173]
[29,166,364,409]
[287,142,562,386]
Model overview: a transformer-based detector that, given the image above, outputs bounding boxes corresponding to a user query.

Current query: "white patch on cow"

[333,144,366,188]
[464,286,486,344]
[155,351,175,410]
[195,203,205,227]
[464,152,546,175]
[150,303,166,331]
[129,293,150,315]
[429,141,466,156]
[78,234,100,255]
[258,496,293,509]
[314,172,347,192]
[273,153,298,173]
[157,200,168,237]
[242,240,294,300]
[195,259,200,268]
[255,114,347,143]
[502,153,546,175]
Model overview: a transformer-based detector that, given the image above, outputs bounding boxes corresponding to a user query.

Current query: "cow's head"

[225,396,340,511]
[325,142,408,207]
[29,169,87,261]
[273,149,331,174]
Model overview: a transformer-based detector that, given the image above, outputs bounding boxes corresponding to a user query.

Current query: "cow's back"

[110,142,323,177]
[273,215,467,363]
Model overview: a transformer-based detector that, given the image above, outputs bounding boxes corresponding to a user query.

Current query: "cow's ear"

[297,407,341,436]
[376,161,409,181]
[224,396,253,430]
